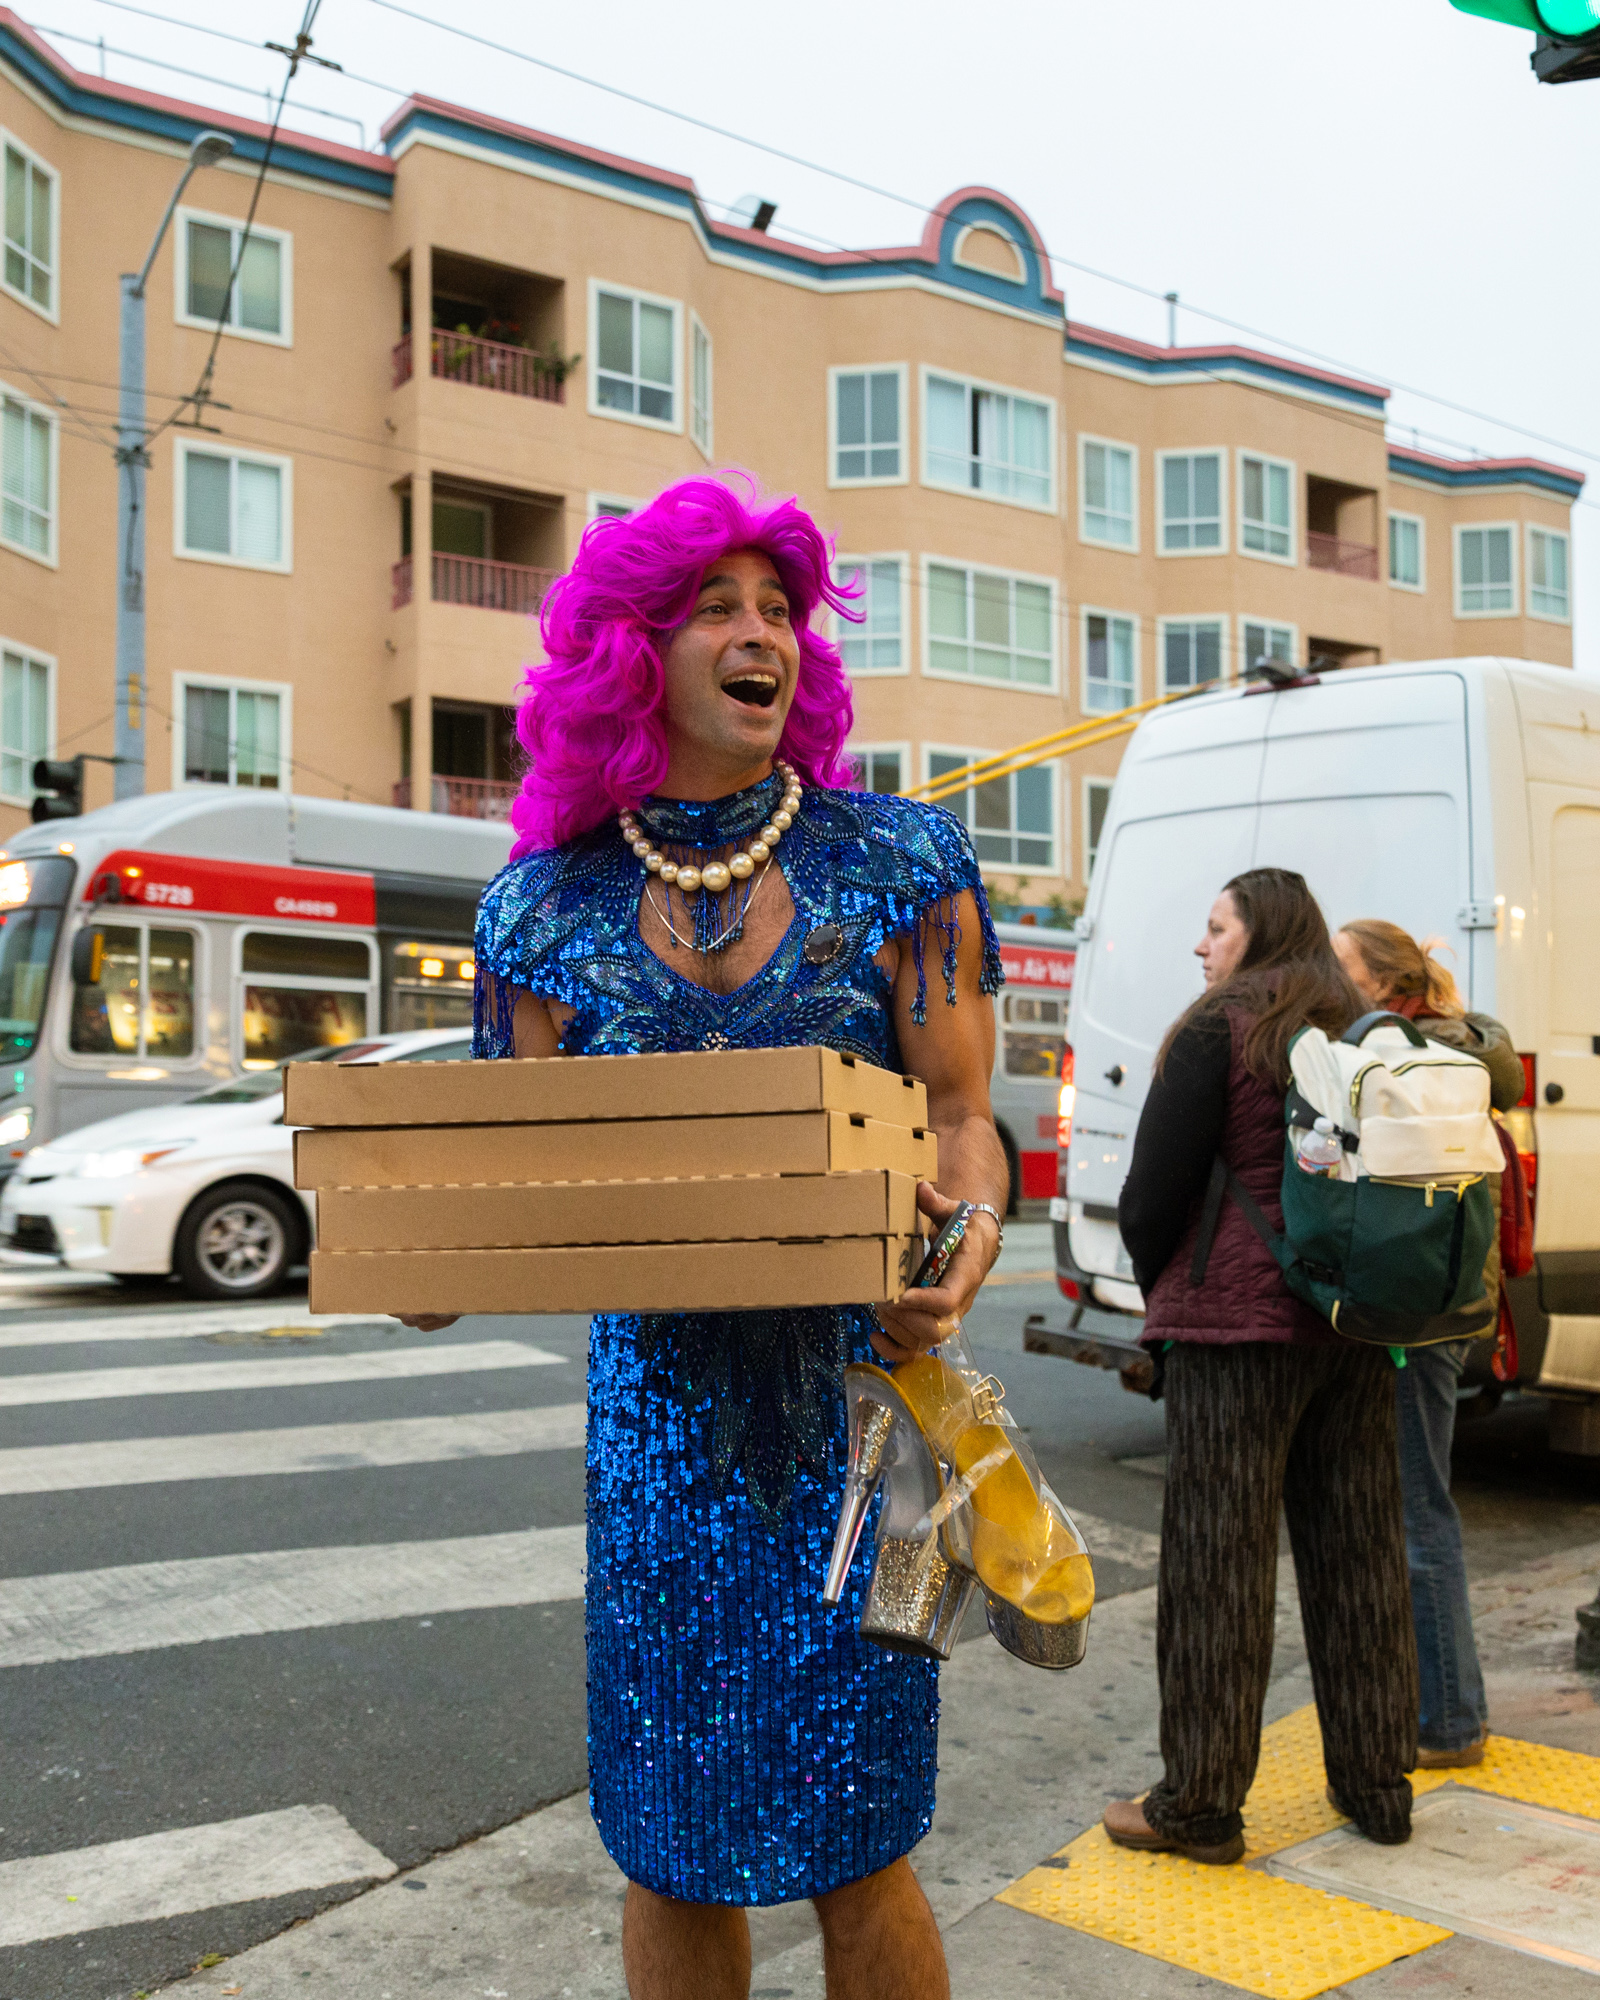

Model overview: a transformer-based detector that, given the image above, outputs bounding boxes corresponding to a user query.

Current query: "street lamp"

[114,129,234,803]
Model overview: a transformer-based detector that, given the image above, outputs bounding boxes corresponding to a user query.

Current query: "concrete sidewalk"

[157,1536,1600,1999]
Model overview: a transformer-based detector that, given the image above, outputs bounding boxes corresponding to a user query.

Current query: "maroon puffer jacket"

[1142,1011,1330,1346]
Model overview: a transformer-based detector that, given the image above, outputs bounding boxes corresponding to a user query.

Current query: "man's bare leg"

[621,1882,750,2000]
[815,1858,948,2000]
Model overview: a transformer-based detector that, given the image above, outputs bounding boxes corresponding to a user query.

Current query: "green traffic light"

[1450,0,1600,28]
[1449,0,1541,24]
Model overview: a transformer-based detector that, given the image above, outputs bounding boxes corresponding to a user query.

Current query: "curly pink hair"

[508,474,858,857]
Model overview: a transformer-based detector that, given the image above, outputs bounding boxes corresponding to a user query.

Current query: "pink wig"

[508,474,858,857]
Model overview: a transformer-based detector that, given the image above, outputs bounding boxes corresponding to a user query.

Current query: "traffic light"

[1450,1,1600,81]
[30,757,84,823]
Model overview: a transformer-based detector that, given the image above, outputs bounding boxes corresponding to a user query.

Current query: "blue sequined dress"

[474,773,1000,1905]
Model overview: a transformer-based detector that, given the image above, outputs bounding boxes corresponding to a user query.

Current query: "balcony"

[1307,532,1379,581]
[392,775,518,819]
[391,327,565,403]
[391,552,557,616]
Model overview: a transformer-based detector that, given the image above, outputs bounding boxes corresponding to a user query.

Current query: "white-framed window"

[834,555,908,675]
[1388,511,1425,592]
[1082,609,1136,715]
[1160,616,1227,693]
[589,279,681,432]
[1084,778,1113,881]
[587,493,639,521]
[1,385,57,565]
[0,639,52,804]
[923,368,1055,511]
[689,313,713,459]
[851,742,908,795]
[1079,436,1136,550]
[1528,525,1570,623]
[928,746,1057,871]
[1454,524,1516,618]
[1158,449,1226,555]
[3,131,58,321]
[829,364,906,487]
[924,559,1056,691]
[175,440,292,573]
[1241,620,1296,676]
[1239,451,1294,562]
[174,208,291,345]
[175,674,290,791]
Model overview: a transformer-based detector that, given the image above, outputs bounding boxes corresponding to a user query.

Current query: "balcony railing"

[392,775,518,819]
[1307,532,1379,581]
[390,553,557,616]
[390,329,565,403]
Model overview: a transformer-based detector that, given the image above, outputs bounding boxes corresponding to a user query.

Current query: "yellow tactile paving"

[997,1705,1600,2000]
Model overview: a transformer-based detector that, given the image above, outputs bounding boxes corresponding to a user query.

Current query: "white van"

[1051,657,1600,1448]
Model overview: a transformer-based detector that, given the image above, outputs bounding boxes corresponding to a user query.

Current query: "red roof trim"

[1067,319,1390,402]
[1388,443,1585,486]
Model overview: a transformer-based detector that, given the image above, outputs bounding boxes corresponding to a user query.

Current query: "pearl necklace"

[619,762,803,897]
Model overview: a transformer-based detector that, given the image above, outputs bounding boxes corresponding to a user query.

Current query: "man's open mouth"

[721,672,779,710]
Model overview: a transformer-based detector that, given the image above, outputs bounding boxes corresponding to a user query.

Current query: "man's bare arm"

[873,890,1008,1363]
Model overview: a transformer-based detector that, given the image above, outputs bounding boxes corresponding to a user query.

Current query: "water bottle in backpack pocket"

[1191,1011,1502,1348]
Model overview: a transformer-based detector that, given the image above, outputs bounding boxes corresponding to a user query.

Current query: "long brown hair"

[1158,868,1364,1081]
[1338,919,1465,1018]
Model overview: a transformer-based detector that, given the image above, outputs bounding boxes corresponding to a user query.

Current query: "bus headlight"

[0,1105,31,1151]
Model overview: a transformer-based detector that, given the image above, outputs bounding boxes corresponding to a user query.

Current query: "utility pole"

[1165,291,1178,348]
[113,130,234,803]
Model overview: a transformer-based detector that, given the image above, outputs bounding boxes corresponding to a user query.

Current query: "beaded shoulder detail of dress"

[470,783,1001,1522]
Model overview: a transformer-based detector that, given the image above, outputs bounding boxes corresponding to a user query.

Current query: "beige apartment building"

[0,13,1583,908]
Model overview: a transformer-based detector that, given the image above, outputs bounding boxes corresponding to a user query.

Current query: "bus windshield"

[0,907,63,1062]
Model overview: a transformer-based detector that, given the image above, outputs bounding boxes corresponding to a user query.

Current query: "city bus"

[0,791,1072,1207]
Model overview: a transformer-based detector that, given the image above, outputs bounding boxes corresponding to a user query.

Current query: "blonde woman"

[1332,921,1522,1770]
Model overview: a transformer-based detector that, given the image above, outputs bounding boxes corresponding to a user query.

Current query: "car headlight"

[0,1105,32,1150]
[75,1143,192,1179]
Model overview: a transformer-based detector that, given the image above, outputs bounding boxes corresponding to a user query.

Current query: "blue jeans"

[1395,1340,1488,1753]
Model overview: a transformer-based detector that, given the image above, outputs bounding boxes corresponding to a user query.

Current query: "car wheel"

[175,1183,299,1300]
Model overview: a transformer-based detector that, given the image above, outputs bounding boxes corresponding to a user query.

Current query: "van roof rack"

[1244,658,1322,695]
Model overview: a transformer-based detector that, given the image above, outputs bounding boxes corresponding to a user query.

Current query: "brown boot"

[1102,1797,1245,1866]
[1416,1735,1486,1769]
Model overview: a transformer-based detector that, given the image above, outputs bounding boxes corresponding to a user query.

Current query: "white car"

[0,1029,474,1299]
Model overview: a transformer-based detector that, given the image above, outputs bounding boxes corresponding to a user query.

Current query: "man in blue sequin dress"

[408,479,1008,1999]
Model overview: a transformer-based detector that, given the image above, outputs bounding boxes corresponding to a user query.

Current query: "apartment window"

[1160,451,1224,552]
[690,314,713,458]
[177,443,291,571]
[927,562,1053,688]
[588,495,638,521]
[1,391,54,561]
[930,751,1054,869]
[592,283,678,427]
[925,372,1053,509]
[1083,612,1135,715]
[1388,513,1423,591]
[832,367,903,484]
[1084,779,1113,880]
[1162,618,1225,692]
[1529,526,1570,622]
[853,745,904,794]
[3,135,56,317]
[835,557,905,673]
[1455,525,1515,616]
[180,679,287,790]
[0,644,50,802]
[1081,439,1135,548]
[178,211,289,342]
[1242,621,1295,674]
[1240,453,1292,560]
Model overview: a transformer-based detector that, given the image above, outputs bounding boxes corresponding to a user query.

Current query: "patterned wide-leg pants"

[1142,1340,1419,1849]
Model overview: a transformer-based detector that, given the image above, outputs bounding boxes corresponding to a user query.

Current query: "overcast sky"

[30,0,1600,675]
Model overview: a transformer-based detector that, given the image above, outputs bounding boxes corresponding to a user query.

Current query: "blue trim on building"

[931,196,1059,320]
[1387,449,1584,501]
[1066,331,1389,415]
[0,24,394,197]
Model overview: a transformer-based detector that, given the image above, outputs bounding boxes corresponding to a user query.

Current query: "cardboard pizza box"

[285,1046,927,1132]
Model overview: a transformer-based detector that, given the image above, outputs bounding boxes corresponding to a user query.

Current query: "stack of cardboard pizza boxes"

[286,1047,934,1315]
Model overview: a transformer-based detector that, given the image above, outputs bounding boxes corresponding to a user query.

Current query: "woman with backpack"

[1103,868,1418,1865]
[1332,920,1524,1773]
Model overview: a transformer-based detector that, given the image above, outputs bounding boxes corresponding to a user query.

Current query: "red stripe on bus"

[87,850,377,926]
[998,943,1074,990]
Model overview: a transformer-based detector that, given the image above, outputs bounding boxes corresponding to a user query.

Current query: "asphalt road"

[0,1236,1596,2000]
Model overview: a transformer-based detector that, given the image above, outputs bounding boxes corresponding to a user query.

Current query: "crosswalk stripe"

[0,1804,395,1948]
[0,1524,587,1665]
[0,1339,563,1407]
[1070,1510,1162,1571]
[0,1306,386,1349]
[0,1404,588,1495]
